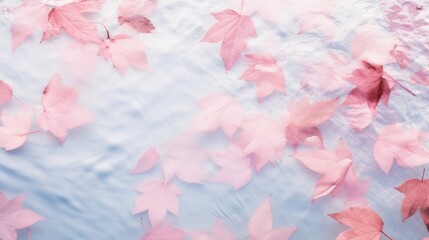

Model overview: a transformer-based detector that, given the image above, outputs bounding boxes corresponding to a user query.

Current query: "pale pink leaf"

[373,124,429,174]
[235,115,285,172]
[130,148,160,174]
[133,180,180,226]
[342,104,375,130]
[37,74,95,143]
[0,81,13,105]
[193,94,242,137]
[0,108,32,151]
[99,34,149,74]
[248,197,296,240]
[189,219,236,240]
[202,9,257,70]
[118,0,157,33]
[240,54,285,101]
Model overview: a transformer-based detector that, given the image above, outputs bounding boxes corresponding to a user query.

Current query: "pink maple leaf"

[130,147,160,174]
[240,54,285,101]
[99,34,149,74]
[11,0,50,50]
[162,135,208,183]
[189,219,236,240]
[118,0,157,33]
[133,180,180,226]
[41,0,104,44]
[396,169,429,232]
[248,197,296,240]
[298,13,336,40]
[235,115,285,172]
[284,97,338,149]
[37,74,94,143]
[411,68,429,86]
[292,139,357,201]
[329,206,393,240]
[0,108,32,151]
[210,144,252,190]
[192,94,242,138]
[141,224,184,240]
[0,81,13,105]
[0,193,44,240]
[300,51,348,92]
[11,0,103,50]
[373,124,429,174]
[202,9,257,70]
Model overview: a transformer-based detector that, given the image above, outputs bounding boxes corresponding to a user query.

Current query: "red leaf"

[0,108,32,151]
[0,193,44,240]
[130,148,160,174]
[248,197,296,240]
[202,9,257,70]
[373,124,429,174]
[99,34,149,74]
[193,94,242,138]
[0,81,13,105]
[240,54,285,101]
[342,61,393,109]
[284,97,338,148]
[235,115,285,172]
[37,74,94,143]
[118,0,157,33]
[396,169,429,231]
[329,206,391,240]
[133,180,180,226]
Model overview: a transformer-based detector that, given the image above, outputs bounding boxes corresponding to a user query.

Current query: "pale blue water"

[0,0,428,239]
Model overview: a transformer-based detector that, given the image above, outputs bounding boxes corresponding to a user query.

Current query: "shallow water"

[0,0,428,239]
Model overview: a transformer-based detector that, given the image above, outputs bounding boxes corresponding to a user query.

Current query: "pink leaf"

[99,34,149,74]
[210,144,252,190]
[162,135,207,183]
[235,115,285,172]
[396,169,429,231]
[0,193,44,240]
[133,180,180,226]
[411,68,429,86]
[141,224,184,240]
[189,219,236,240]
[373,124,429,174]
[0,81,13,105]
[341,104,375,130]
[350,25,397,65]
[37,74,94,143]
[202,9,257,70]
[298,13,335,40]
[284,97,338,148]
[11,0,50,50]
[292,139,355,201]
[240,54,285,101]
[329,206,389,240]
[248,197,296,240]
[41,0,104,44]
[0,108,32,151]
[193,94,242,138]
[130,148,160,174]
[118,0,157,33]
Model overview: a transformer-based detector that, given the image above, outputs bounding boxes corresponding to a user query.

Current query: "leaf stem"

[93,22,110,39]
[27,227,31,240]
[384,72,416,96]
[24,130,41,135]
[13,95,25,106]
[381,230,393,240]
[422,168,426,181]
[240,0,244,14]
